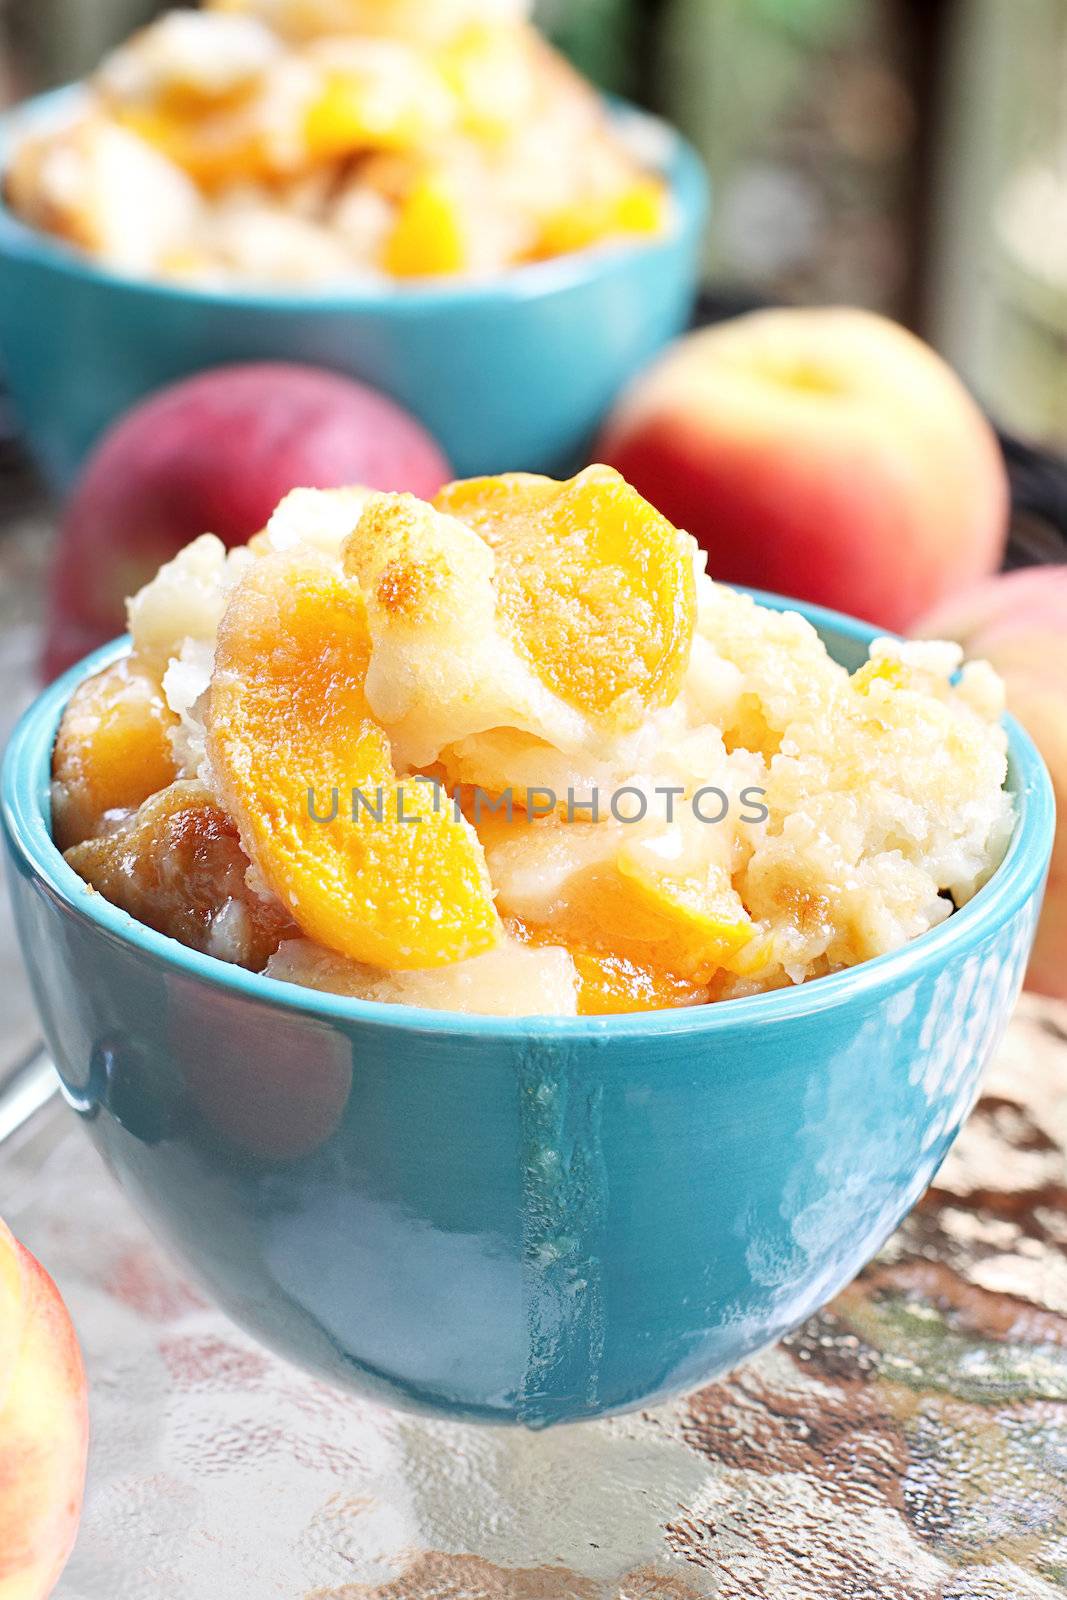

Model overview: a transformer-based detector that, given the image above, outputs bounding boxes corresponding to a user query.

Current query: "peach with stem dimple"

[598,308,1009,634]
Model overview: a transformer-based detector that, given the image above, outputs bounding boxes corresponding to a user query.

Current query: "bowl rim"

[0,85,710,312]
[2,588,1055,1040]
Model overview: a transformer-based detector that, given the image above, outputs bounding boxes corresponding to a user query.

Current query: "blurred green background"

[1,0,1065,448]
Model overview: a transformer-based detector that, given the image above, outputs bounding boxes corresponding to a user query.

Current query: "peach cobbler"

[4,0,669,287]
[52,467,1014,1016]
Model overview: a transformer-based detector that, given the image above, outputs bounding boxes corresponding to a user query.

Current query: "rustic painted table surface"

[1,475,1066,1599]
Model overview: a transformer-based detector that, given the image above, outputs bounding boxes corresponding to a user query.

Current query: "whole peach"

[0,1220,88,1600]
[914,565,1067,1000]
[44,363,451,679]
[597,308,1009,633]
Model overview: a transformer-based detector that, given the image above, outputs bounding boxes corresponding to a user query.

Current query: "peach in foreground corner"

[0,1220,88,1600]
[597,307,1009,634]
[43,362,452,681]
[914,565,1067,1001]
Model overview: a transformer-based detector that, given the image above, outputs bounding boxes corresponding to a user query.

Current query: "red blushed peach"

[0,1221,88,1600]
[597,308,1009,634]
[44,362,452,680]
[914,566,1067,1001]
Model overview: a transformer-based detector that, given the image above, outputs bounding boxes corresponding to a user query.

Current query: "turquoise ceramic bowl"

[0,89,708,490]
[1,595,1054,1427]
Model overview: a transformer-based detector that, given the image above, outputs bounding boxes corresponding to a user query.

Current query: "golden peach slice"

[435,465,697,729]
[206,552,500,968]
[384,173,468,277]
[615,841,756,980]
[508,920,707,1015]
[344,492,593,768]
[304,42,457,162]
[52,658,179,851]
[484,809,754,983]
[571,948,708,1015]
[534,177,668,259]
[577,862,751,983]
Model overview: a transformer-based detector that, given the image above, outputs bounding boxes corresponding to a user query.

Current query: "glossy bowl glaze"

[0,88,708,490]
[1,596,1055,1426]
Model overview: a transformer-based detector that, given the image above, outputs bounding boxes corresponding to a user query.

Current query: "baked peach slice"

[615,832,757,980]
[435,465,697,729]
[52,657,179,851]
[206,552,500,968]
[346,468,698,765]
[533,178,668,260]
[564,864,753,985]
[384,173,468,277]
[343,490,559,767]
[484,811,755,984]
[508,921,708,1016]
[570,949,708,1016]
[304,41,457,166]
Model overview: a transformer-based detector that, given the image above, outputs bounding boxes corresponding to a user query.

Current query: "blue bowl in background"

[0,88,709,490]
[1,595,1054,1427]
